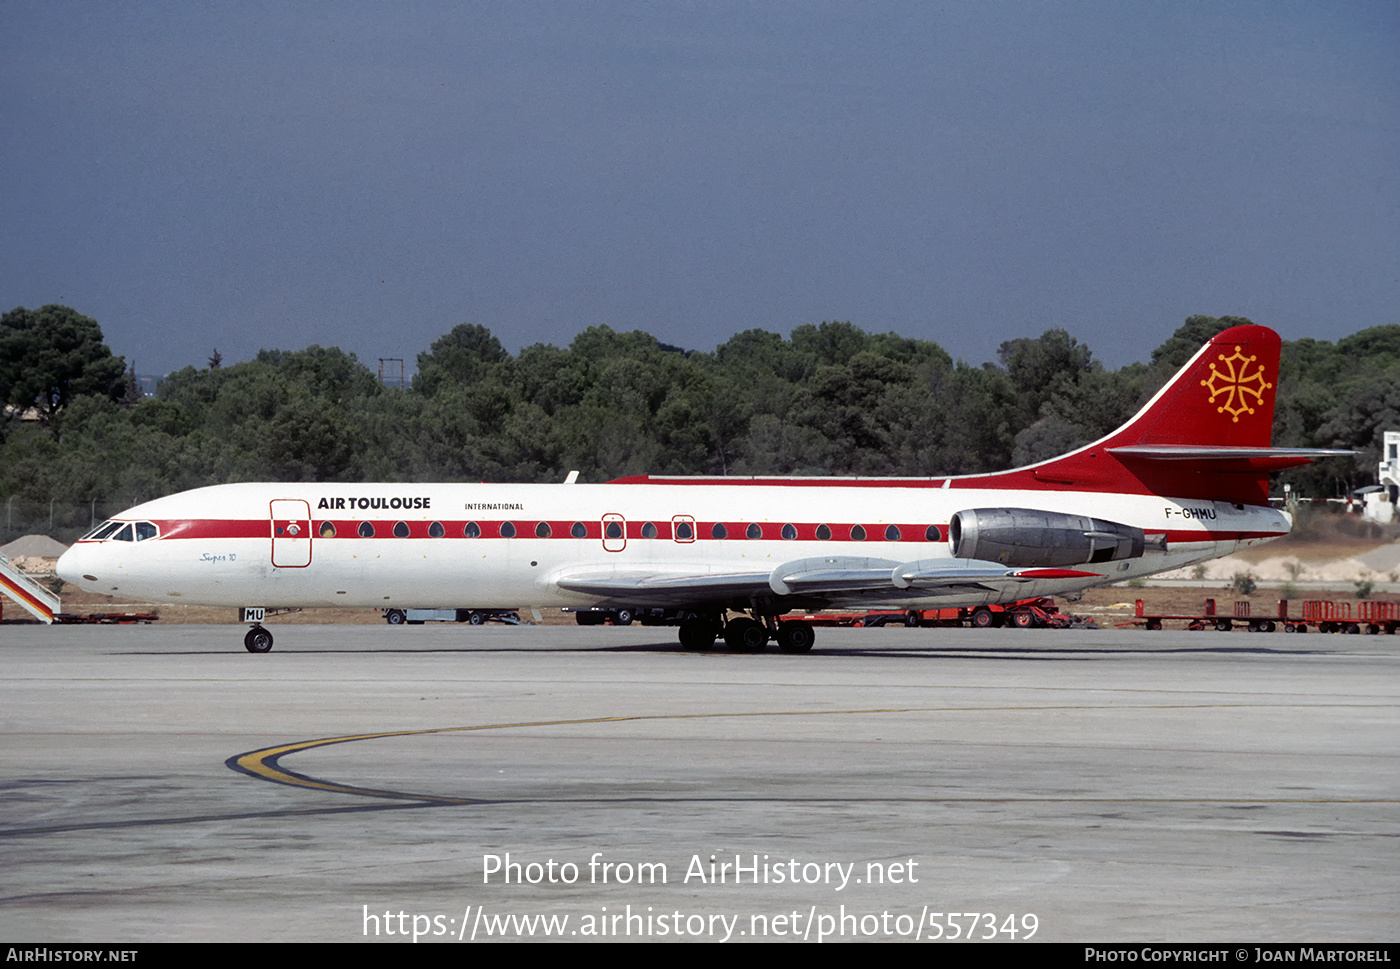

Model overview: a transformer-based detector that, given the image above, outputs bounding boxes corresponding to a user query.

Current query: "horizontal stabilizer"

[1108,444,1354,472]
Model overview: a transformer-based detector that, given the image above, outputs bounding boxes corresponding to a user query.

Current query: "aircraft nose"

[56,545,94,589]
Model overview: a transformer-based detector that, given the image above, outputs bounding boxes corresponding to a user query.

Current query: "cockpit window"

[85,520,123,541]
[83,519,159,542]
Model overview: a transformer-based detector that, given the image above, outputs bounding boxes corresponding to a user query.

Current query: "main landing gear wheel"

[777,621,815,653]
[724,617,769,652]
[678,617,719,651]
[244,626,273,653]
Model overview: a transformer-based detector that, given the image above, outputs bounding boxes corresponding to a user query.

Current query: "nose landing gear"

[239,607,273,653]
[244,625,274,653]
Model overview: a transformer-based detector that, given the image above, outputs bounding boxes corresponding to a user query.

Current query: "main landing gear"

[677,613,815,654]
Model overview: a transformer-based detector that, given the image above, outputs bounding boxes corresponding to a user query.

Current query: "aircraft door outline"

[602,513,626,552]
[270,499,313,568]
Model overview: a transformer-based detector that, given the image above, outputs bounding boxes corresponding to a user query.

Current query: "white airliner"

[57,324,1345,653]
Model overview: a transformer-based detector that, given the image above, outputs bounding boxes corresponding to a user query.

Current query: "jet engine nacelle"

[949,508,1145,568]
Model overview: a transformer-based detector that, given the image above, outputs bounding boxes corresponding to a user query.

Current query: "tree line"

[1,304,1395,540]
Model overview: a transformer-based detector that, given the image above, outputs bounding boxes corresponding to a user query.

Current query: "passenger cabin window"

[320,521,337,538]
[606,521,624,540]
[428,521,445,538]
[711,523,728,540]
[746,523,762,540]
[358,521,375,538]
[815,524,832,541]
[674,521,694,540]
[571,521,587,538]
[925,525,941,542]
[500,522,517,538]
[393,521,410,538]
[641,522,658,539]
[885,524,901,541]
[464,521,481,538]
[850,524,867,541]
[535,521,552,538]
[781,523,797,540]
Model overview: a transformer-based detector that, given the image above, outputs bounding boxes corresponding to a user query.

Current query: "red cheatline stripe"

[78,519,1284,545]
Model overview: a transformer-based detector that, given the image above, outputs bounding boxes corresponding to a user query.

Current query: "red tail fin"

[1107,324,1280,450]
[967,325,1289,503]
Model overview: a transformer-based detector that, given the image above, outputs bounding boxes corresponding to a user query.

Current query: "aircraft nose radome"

[56,547,88,587]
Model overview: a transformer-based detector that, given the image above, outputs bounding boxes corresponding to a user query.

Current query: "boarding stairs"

[0,553,60,623]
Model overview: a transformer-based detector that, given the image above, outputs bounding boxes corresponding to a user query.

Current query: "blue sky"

[3,1,1395,376]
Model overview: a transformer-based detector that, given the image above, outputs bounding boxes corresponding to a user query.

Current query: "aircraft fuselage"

[58,480,1290,611]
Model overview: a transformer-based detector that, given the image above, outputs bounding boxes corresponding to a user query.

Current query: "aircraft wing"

[554,569,775,607]
[554,557,1100,610]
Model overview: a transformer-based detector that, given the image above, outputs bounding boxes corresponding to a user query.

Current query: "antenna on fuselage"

[564,470,579,484]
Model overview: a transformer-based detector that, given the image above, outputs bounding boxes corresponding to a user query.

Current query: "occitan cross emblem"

[1201,346,1273,422]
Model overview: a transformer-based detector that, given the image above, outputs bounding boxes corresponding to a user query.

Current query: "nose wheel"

[244,625,274,653]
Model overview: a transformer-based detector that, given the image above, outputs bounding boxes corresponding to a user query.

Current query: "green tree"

[996,328,1096,431]
[413,324,508,395]
[0,305,127,426]
[1149,315,1250,371]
